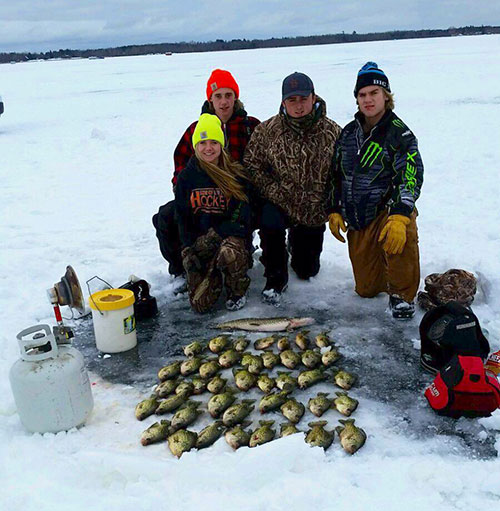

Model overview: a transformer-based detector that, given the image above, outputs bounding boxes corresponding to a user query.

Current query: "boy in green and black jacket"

[329,62,424,318]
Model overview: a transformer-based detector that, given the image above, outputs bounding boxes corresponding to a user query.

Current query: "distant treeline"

[1,25,499,64]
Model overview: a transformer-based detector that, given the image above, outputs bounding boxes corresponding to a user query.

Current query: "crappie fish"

[207,390,237,418]
[280,423,301,437]
[207,375,227,394]
[249,420,276,447]
[308,393,331,417]
[141,420,171,446]
[305,421,334,450]
[298,368,326,389]
[257,374,276,394]
[218,349,241,368]
[259,390,291,413]
[167,429,197,458]
[154,379,178,398]
[315,332,331,348]
[175,381,195,398]
[170,401,202,432]
[280,398,305,424]
[280,350,301,370]
[233,368,257,391]
[135,395,159,421]
[222,400,255,427]
[301,349,322,369]
[261,351,280,370]
[333,392,358,417]
[254,335,277,350]
[294,331,310,351]
[183,341,204,358]
[155,393,186,415]
[196,421,225,449]
[158,361,181,381]
[225,421,252,450]
[334,370,356,390]
[232,336,249,352]
[216,316,315,332]
[208,335,230,354]
[336,419,366,454]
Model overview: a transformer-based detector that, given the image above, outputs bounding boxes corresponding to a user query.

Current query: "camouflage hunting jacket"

[331,109,424,231]
[243,97,341,226]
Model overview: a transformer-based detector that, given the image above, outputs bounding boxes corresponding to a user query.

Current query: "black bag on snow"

[419,301,489,374]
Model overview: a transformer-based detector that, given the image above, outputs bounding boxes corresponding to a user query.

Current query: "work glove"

[181,246,202,272]
[328,213,347,243]
[378,214,411,255]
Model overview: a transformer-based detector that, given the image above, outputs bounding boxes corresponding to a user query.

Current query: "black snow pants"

[152,200,184,276]
[257,201,325,289]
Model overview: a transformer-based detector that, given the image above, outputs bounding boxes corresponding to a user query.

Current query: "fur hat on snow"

[206,69,240,100]
[192,113,225,148]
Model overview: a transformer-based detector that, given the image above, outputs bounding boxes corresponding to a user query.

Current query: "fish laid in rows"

[333,392,359,417]
[171,402,202,432]
[249,420,276,447]
[225,421,252,450]
[135,395,159,421]
[233,368,257,391]
[222,400,255,427]
[183,341,204,358]
[191,376,208,395]
[294,331,310,351]
[334,370,356,390]
[280,350,301,370]
[257,374,276,394]
[280,398,305,424]
[199,359,220,379]
[322,347,341,367]
[155,393,187,415]
[216,316,315,332]
[175,381,195,398]
[254,335,277,350]
[308,393,331,417]
[208,335,230,353]
[277,336,290,351]
[196,421,225,449]
[315,332,331,348]
[180,356,203,377]
[241,354,264,374]
[168,429,197,458]
[305,421,334,450]
[280,423,301,437]
[275,372,298,391]
[155,379,178,398]
[207,375,227,394]
[301,349,322,369]
[141,420,171,446]
[218,349,241,368]
[207,390,237,418]
[158,361,181,381]
[336,419,366,454]
[232,336,249,352]
[261,351,280,370]
[259,390,291,413]
[298,368,326,389]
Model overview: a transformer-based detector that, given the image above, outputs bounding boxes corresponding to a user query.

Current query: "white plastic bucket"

[89,289,137,353]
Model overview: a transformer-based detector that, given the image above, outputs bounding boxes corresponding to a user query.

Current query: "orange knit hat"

[206,69,240,100]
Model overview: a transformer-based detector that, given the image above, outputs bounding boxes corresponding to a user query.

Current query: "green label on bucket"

[123,315,136,334]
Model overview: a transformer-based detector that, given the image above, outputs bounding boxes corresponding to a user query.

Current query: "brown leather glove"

[378,214,411,255]
[328,213,347,243]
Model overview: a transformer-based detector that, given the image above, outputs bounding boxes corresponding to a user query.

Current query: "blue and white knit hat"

[354,62,391,97]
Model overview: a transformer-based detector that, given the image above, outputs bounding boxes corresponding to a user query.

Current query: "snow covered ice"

[1,35,500,510]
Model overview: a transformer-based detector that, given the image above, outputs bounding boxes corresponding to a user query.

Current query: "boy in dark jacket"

[153,69,259,279]
[175,114,252,313]
[329,62,424,318]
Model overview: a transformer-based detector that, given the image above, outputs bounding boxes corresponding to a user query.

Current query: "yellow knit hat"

[192,113,225,148]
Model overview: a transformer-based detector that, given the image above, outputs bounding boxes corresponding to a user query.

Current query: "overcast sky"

[2,0,500,53]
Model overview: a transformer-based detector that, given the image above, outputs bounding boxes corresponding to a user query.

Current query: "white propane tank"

[89,289,137,353]
[9,324,94,434]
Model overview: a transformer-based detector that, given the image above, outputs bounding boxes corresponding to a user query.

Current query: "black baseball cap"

[282,72,314,101]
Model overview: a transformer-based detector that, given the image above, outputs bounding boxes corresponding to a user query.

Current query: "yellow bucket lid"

[89,289,135,311]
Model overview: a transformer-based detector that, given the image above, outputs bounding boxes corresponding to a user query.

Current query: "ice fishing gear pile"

[135,330,366,458]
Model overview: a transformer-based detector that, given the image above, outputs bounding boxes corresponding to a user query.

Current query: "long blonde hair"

[195,146,249,202]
